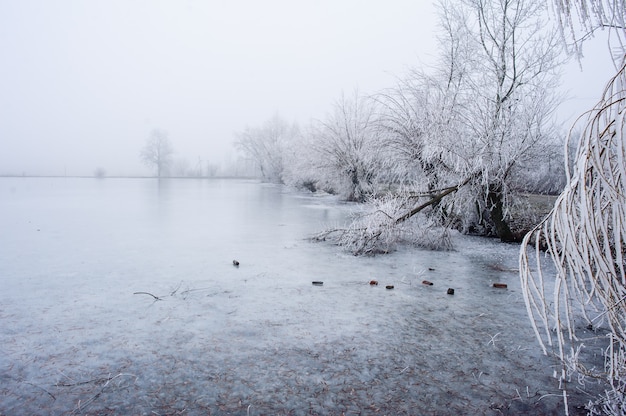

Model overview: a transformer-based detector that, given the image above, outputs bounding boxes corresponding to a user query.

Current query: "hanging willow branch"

[519,60,626,413]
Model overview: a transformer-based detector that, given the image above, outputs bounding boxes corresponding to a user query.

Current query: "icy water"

[0,178,604,415]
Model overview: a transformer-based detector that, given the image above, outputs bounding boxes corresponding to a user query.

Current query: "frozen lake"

[0,177,603,414]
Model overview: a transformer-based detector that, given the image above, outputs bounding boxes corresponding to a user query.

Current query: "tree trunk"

[487,184,514,242]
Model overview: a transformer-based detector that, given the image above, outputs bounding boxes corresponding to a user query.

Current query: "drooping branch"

[519,60,626,413]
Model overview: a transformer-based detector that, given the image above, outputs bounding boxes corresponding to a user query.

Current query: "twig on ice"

[170,281,183,296]
[133,291,163,301]
[70,373,137,415]
[56,375,120,387]
[487,332,501,347]
[25,381,56,401]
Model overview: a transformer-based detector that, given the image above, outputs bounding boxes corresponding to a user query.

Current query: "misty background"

[0,0,614,177]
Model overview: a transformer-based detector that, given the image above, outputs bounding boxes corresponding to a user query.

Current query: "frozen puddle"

[0,178,605,414]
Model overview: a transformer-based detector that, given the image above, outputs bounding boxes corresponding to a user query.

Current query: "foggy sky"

[0,0,615,177]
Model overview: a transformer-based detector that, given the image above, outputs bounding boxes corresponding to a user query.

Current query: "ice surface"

[0,178,605,414]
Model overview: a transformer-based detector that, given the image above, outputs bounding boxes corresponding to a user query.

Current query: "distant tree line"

[139,128,244,179]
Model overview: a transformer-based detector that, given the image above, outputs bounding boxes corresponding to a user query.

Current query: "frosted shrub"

[340,196,403,255]
[313,192,453,255]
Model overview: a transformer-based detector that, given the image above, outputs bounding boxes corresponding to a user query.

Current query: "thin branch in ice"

[170,281,183,296]
[70,373,137,415]
[487,332,501,347]
[133,291,163,301]
[24,381,56,401]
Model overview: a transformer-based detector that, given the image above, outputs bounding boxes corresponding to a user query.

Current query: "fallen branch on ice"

[133,291,163,301]
[312,178,470,255]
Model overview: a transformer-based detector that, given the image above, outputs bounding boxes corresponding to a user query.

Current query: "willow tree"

[376,0,562,241]
[235,115,299,184]
[445,0,563,240]
[315,0,562,255]
[519,1,626,413]
[306,90,381,202]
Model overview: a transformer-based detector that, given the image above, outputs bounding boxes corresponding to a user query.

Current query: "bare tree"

[314,0,564,254]
[140,129,174,178]
[235,114,298,184]
[307,90,381,202]
[443,0,563,240]
[520,1,626,413]
[374,0,562,241]
[376,0,474,188]
[376,73,456,189]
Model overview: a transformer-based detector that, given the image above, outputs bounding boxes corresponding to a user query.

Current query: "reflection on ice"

[0,178,603,414]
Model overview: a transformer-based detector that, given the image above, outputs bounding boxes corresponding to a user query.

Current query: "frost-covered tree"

[440,0,562,240]
[520,1,626,413]
[315,0,564,254]
[377,0,562,240]
[234,114,299,184]
[376,0,472,190]
[376,74,456,190]
[280,127,325,192]
[140,129,174,178]
[307,91,381,202]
